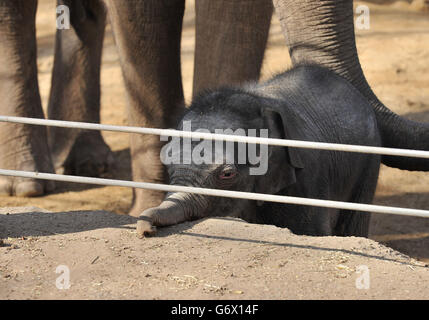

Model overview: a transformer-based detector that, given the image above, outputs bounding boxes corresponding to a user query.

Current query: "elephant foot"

[0,178,55,197]
[0,130,55,197]
[59,132,115,178]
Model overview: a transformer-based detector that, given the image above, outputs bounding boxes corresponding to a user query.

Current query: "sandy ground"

[1,207,428,299]
[0,0,429,299]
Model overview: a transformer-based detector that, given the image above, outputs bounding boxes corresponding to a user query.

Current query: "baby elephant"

[137,65,381,237]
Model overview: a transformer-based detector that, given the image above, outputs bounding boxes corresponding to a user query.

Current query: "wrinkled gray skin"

[0,0,427,215]
[139,66,381,237]
[0,0,272,214]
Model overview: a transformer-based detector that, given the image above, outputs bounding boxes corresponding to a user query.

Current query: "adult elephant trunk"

[273,0,429,171]
[137,191,209,237]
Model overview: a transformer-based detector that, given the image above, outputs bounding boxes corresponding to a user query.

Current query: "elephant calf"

[137,65,381,237]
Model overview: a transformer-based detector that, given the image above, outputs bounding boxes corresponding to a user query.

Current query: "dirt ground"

[1,0,429,299]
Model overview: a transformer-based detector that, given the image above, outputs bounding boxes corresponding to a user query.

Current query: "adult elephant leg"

[0,0,55,196]
[105,0,186,216]
[273,0,429,171]
[193,0,273,94]
[48,0,114,177]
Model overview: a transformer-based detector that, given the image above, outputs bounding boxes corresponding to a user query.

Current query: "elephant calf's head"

[138,87,304,236]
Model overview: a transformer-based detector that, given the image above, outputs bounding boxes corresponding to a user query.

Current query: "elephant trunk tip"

[137,214,157,238]
[137,198,188,238]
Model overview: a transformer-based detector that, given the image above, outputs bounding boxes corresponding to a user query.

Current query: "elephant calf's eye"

[218,169,237,180]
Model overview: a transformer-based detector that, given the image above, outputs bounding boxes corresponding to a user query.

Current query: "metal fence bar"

[1,115,429,159]
[0,168,428,219]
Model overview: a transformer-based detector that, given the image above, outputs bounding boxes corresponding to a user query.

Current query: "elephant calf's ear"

[261,108,305,170]
[254,108,305,197]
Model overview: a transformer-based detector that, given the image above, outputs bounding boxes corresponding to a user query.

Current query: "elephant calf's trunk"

[137,197,187,238]
[139,192,208,228]
[139,198,185,228]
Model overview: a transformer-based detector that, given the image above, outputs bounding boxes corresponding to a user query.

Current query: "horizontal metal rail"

[0,169,428,219]
[1,116,429,159]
